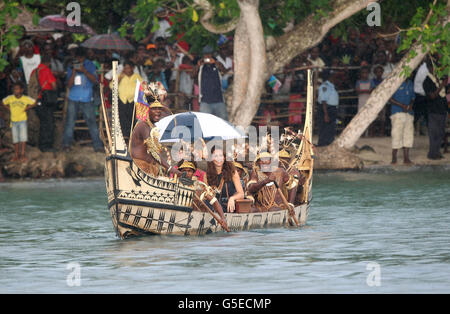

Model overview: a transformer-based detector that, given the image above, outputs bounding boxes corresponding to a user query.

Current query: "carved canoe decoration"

[102,62,314,239]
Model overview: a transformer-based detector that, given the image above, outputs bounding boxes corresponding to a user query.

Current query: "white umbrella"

[155,112,246,143]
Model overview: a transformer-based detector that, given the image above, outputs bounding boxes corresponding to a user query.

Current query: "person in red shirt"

[288,83,305,127]
[31,55,58,152]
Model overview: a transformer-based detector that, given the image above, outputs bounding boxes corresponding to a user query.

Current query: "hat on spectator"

[22,39,34,47]
[68,43,79,50]
[52,33,63,41]
[177,41,189,52]
[146,43,156,50]
[202,45,214,55]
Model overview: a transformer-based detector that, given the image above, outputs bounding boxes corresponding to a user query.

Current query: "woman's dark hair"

[206,146,236,187]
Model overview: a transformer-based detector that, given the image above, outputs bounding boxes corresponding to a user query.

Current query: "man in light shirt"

[317,70,339,146]
[18,40,41,85]
[413,61,429,135]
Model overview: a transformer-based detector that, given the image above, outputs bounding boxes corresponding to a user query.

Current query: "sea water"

[1,167,449,293]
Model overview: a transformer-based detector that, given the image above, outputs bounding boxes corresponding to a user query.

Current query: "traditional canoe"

[102,62,315,239]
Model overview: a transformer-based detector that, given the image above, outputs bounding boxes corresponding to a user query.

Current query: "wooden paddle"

[272,181,300,227]
[193,194,230,232]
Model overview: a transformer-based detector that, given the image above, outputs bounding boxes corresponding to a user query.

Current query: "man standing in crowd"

[62,48,103,152]
[31,55,58,152]
[216,43,233,90]
[413,61,429,135]
[17,40,41,87]
[355,66,374,112]
[371,51,394,80]
[196,45,227,121]
[317,70,339,146]
[389,77,415,165]
[423,58,448,160]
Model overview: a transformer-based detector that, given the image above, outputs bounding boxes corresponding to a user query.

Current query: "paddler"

[247,152,296,212]
[178,159,229,231]
[278,149,305,196]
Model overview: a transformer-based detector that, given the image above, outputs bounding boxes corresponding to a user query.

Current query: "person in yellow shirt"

[1,82,37,162]
[110,61,143,141]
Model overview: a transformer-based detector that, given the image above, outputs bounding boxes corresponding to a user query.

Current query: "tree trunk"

[229,0,266,127]
[194,0,239,34]
[230,18,250,121]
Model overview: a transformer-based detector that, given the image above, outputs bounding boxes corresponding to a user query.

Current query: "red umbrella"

[80,34,135,51]
[39,15,96,35]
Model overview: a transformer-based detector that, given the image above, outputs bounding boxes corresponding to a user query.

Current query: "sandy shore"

[352,135,449,169]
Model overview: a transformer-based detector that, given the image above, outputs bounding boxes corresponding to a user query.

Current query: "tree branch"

[266,0,378,76]
[193,0,239,34]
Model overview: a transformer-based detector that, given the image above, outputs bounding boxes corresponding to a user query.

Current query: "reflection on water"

[1,169,449,293]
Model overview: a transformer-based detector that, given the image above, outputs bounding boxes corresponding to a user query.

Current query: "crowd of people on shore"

[0,8,449,183]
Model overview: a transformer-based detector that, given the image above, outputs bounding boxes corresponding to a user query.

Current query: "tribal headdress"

[280,127,302,153]
[134,81,168,121]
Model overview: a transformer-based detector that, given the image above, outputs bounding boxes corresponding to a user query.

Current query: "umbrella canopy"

[155,112,246,143]
[80,34,134,51]
[39,15,96,35]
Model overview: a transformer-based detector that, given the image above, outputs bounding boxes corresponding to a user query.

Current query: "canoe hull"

[106,156,310,239]
[109,199,310,238]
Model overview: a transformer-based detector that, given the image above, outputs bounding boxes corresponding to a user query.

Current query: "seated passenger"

[176,158,207,183]
[130,100,181,177]
[179,159,228,230]
[278,149,291,170]
[278,149,306,203]
[247,152,296,212]
[170,147,208,182]
[206,146,244,213]
[233,161,248,189]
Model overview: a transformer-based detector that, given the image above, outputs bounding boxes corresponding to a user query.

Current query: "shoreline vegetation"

[0,135,448,181]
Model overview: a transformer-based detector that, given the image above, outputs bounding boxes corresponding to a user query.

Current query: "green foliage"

[118,0,336,53]
[397,1,449,78]
[0,1,40,72]
[72,33,87,43]
[28,0,133,34]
